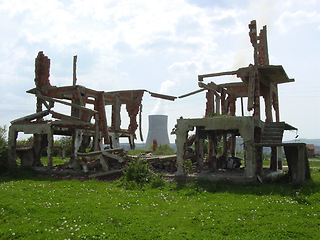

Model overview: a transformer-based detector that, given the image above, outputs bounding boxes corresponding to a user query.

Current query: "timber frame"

[174,20,309,183]
[8,51,176,169]
[7,20,310,183]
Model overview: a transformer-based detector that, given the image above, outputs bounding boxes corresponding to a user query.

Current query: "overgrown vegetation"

[127,144,176,156]
[1,124,320,238]
[120,158,165,189]
[149,144,175,155]
[0,126,8,174]
[1,166,320,239]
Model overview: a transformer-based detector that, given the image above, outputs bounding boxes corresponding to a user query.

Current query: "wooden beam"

[73,55,77,86]
[178,89,205,99]
[49,110,91,125]
[36,93,97,114]
[147,91,177,101]
[198,70,238,81]
[11,110,50,124]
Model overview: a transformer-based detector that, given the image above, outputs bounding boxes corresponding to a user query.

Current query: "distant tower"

[145,115,170,148]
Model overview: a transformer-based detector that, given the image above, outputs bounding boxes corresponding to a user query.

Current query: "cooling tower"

[145,115,170,148]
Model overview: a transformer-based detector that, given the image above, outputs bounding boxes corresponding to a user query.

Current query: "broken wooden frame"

[8,51,176,170]
[174,20,306,182]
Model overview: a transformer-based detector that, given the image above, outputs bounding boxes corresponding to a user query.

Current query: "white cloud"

[0,0,319,141]
[276,10,320,32]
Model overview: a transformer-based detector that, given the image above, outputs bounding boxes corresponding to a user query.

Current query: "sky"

[0,0,319,143]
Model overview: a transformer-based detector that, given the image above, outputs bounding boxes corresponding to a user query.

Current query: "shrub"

[122,158,165,189]
[147,144,175,155]
[0,126,8,174]
[123,158,153,184]
[183,158,196,174]
[150,173,166,188]
[127,148,149,156]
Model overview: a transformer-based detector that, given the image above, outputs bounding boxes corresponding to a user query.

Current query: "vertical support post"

[264,86,273,123]
[277,147,283,170]
[96,92,109,144]
[211,132,217,171]
[270,147,277,171]
[112,94,121,148]
[247,73,255,111]
[215,96,220,115]
[253,76,260,119]
[175,120,188,176]
[240,122,256,179]
[8,126,18,167]
[272,86,283,170]
[207,134,214,169]
[222,133,228,160]
[73,55,77,86]
[254,126,263,175]
[244,143,256,178]
[94,113,100,151]
[205,90,214,116]
[230,96,236,158]
[256,146,263,175]
[33,134,44,166]
[241,97,244,116]
[47,129,53,169]
[195,127,204,169]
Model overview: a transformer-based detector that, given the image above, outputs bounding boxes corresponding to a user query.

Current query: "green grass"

[40,157,69,166]
[1,165,320,239]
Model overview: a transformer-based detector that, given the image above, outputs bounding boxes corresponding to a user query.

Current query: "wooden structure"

[174,20,310,183]
[8,51,176,169]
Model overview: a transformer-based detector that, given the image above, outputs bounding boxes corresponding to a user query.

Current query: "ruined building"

[7,52,175,169]
[7,20,310,183]
[174,20,310,183]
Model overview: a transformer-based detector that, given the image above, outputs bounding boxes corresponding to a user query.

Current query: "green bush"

[183,158,196,174]
[150,173,166,188]
[0,126,8,174]
[147,144,176,155]
[123,158,152,184]
[122,158,165,189]
[127,148,149,156]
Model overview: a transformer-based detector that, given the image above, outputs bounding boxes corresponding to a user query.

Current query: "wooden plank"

[247,73,255,111]
[11,110,50,124]
[99,155,109,171]
[178,89,205,99]
[49,110,90,124]
[198,82,220,97]
[147,91,176,101]
[77,151,102,157]
[102,151,125,163]
[36,94,97,114]
[88,168,127,178]
[198,70,238,81]
[73,55,77,86]
[96,93,109,144]
[139,104,143,142]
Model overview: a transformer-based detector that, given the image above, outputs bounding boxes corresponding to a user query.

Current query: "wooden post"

[241,97,244,116]
[94,113,100,151]
[195,127,204,169]
[8,126,18,167]
[47,129,54,169]
[73,55,77,86]
[112,94,121,148]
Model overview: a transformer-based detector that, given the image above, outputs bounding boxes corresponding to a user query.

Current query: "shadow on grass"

[0,166,58,183]
[2,167,319,203]
[170,173,320,200]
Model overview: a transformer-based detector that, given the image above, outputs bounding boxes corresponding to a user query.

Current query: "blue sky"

[0,0,319,143]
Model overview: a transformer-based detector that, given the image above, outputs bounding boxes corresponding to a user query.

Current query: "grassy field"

[1,162,320,239]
